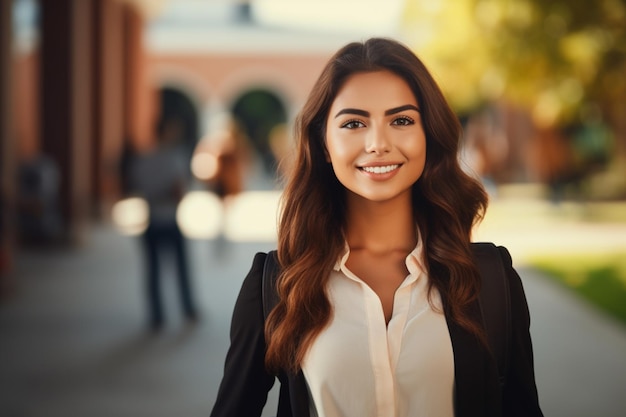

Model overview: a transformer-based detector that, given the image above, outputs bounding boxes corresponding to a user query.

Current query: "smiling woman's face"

[325,70,427,205]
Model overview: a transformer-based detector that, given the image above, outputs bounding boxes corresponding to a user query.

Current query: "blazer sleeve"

[498,246,544,417]
[210,252,276,417]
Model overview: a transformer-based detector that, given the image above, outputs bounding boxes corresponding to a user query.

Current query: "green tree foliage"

[402,0,626,130]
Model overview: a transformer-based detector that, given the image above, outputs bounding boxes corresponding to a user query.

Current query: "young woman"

[211,38,543,417]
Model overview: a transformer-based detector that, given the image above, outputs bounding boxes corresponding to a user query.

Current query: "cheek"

[415,141,427,162]
[405,139,427,177]
[412,132,427,156]
[325,132,355,164]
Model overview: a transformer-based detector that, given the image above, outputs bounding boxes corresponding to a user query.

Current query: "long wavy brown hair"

[265,38,488,374]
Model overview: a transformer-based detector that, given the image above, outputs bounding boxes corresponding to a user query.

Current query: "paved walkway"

[1,196,626,417]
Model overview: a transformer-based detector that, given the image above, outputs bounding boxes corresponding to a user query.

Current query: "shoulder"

[246,252,268,282]
[470,242,514,271]
[471,242,526,308]
[495,245,513,267]
[476,243,531,324]
[235,252,268,306]
[490,245,525,298]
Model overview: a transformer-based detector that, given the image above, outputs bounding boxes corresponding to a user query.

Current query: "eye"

[341,119,366,129]
[391,116,415,126]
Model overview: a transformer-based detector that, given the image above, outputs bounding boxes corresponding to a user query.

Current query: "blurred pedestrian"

[129,116,198,331]
[118,137,138,198]
[211,38,543,416]
[16,152,62,245]
[192,115,251,252]
[193,114,250,204]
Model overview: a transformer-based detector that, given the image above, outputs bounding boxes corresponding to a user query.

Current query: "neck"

[345,192,417,254]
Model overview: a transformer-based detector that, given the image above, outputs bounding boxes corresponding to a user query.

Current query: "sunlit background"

[1,1,626,416]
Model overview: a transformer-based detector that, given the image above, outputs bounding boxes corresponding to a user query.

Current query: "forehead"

[331,70,417,111]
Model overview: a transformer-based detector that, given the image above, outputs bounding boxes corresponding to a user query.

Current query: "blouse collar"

[333,237,426,278]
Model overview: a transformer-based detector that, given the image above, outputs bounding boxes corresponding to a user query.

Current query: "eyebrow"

[385,104,420,115]
[334,104,420,118]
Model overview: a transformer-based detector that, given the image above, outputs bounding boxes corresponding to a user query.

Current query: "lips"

[359,164,400,174]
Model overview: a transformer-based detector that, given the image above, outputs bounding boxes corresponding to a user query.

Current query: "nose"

[365,125,391,154]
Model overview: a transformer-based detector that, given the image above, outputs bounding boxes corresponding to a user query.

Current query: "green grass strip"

[530,252,626,326]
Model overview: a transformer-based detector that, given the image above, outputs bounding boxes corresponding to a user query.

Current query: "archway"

[158,87,200,154]
[231,89,287,174]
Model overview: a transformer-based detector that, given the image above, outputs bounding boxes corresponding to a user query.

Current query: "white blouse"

[301,243,455,417]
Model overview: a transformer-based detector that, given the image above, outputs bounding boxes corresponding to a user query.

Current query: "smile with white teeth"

[360,164,399,174]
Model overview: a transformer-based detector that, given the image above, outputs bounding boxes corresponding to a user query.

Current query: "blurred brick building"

[0,0,358,281]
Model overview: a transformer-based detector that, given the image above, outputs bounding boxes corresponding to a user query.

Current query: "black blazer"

[211,246,543,417]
